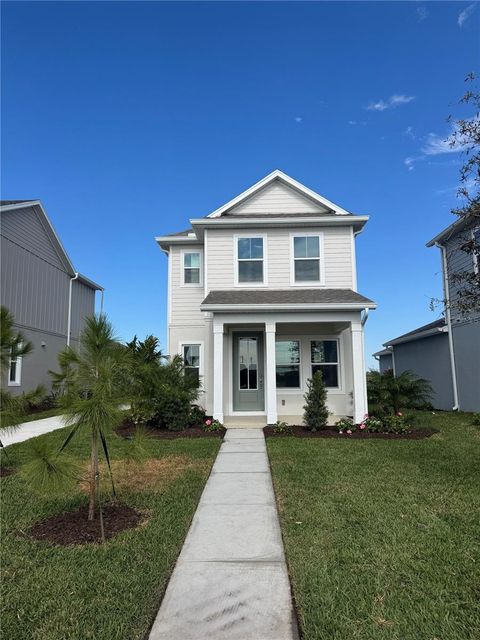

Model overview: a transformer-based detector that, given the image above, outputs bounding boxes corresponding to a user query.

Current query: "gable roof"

[426,217,473,247]
[0,200,103,290]
[205,170,354,218]
[384,318,447,347]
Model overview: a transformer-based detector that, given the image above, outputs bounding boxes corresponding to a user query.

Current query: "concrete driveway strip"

[2,415,67,446]
[149,428,299,640]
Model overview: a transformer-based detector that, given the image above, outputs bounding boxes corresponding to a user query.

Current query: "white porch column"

[265,321,278,425]
[351,321,368,423]
[213,322,224,422]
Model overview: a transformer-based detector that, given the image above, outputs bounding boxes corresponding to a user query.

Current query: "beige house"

[156,170,375,426]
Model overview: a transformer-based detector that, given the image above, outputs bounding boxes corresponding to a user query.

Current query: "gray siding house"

[373,217,479,412]
[1,200,103,395]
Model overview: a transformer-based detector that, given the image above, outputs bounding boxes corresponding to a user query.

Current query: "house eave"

[384,326,448,347]
[201,302,377,313]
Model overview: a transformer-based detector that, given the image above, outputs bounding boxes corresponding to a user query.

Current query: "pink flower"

[359,424,365,430]
[346,429,352,435]
[397,412,403,416]
[205,419,212,426]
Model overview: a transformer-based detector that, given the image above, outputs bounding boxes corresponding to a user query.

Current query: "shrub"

[203,418,224,432]
[335,417,355,434]
[367,368,433,415]
[360,416,384,433]
[472,413,480,426]
[303,371,329,431]
[273,420,293,435]
[381,414,410,434]
[188,404,206,427]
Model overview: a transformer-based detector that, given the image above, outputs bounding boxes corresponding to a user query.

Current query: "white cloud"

[417,6,428,22]
[367,94,415,111]
[295,116,303,123]
[404,157,419,171]
[458,3,476,27]
[404,126,416,140]
[348,120,357,125]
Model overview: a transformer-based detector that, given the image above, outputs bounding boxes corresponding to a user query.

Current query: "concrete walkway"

[2,415,67,447]
[149,428,298,640]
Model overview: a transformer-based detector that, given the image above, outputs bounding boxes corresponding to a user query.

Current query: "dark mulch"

[116,420,226,440]
[29,503,143,546]
[0,466,16,478]
[264,426,439,439]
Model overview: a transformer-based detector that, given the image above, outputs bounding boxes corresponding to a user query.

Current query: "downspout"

[67,272,79,346]
[99,288,105,314]
[436,241,459,410]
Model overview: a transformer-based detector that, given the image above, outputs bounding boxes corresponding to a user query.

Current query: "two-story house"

[156,170,376,426]
[1,200,103,395]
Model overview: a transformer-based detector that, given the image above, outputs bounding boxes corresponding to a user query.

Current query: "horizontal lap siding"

[170,245,205,325]
[227,182,325,215]
[445,233,479,323]
[207,227,353,289]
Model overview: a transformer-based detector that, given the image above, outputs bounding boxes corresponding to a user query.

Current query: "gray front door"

[233,332,265,411]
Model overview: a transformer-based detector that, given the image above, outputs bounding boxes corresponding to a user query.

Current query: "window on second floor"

[292,234,323,284]
[236,236,265,284]
[182,251,201,286]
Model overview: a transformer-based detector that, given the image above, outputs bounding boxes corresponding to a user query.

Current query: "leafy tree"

[367,369,433,415]
[441,73,480,314]
[51,315,127,523]
[303,370,329,431]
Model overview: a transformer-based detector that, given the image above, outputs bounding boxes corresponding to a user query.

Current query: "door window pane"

[238,338,258,390]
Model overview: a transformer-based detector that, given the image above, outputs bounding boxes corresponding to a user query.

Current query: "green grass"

[1,426,221,640]
[267,411,480,640]
[19,407,64,423]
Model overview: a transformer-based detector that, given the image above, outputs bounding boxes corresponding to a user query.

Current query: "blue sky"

[2,1,478,366]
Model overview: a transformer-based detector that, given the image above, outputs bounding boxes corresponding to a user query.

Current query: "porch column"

[351,321,367,423]
[265,321,278,425]
[213,322,224,422]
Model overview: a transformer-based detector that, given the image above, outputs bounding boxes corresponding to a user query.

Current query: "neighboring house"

[0,200,103,395]
[373,319,454,411]
[156,170,376,426]
[373,217,479,412]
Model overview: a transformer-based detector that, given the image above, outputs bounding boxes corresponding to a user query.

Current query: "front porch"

[211,311,369,426]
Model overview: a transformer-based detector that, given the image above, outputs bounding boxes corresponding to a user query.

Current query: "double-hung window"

[292,235,322,283]
[8,353,22,386]
[275,340,301,388]
[183,344,201,386]
[183,252,201,285]
[310,340,339,388]
[237,237,264,284]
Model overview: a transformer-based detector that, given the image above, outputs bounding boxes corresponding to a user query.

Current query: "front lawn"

[267,411,480,640]
[1,426,221,640]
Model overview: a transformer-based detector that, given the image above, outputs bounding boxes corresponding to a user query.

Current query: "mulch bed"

[29,503,143,546]
[0,466,16,478]
[116,420,226,440]
[263,426,439,439]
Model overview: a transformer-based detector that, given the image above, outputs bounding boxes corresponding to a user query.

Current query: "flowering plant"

[335,417,356,434]
[360,415,383,433]
[203,418,224,432]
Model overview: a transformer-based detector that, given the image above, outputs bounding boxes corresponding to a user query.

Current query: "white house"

[156,170,376,426]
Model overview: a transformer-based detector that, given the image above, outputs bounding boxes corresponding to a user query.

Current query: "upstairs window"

[310,340,339,388]
[292,235,322,283]
[183,252,201,285]
[237,237,264,284]
[183,344,201,386]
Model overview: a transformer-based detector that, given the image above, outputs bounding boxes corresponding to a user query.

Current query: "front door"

[233,332,265,411]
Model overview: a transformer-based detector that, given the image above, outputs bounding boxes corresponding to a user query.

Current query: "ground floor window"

[275,340,301,388]
[310,340,339,388]
[8,354,22,386]
[183,344,200,386]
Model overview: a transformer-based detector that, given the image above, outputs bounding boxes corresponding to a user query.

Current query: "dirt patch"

[78,456,205,494]
[116,420,225,439]
[29,503,143,546]
[0,466,15,478]
[264,426,439,439]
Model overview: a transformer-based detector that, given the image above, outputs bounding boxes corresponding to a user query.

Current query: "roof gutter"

[436,241,459,410]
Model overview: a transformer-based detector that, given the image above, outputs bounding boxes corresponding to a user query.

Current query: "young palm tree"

[367,368,433,414]
[53,314,127,521]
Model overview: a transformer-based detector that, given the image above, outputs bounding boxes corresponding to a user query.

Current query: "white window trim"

[275,338,302,391]
[179,341,204,388]
[8,354,22,386]
[180,248,203,288]
[290,232,325,286]
[233,233,268,287]
[310,337,342,391]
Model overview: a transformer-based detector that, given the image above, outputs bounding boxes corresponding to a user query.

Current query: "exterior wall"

[452,322,480,412]
[378,353,393,373]
[1,205,97,395]
[392,334,454,410]
[169,243,205,326]
[227,181,325,215]
[205,226,354,291]
[444,231,479,324]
